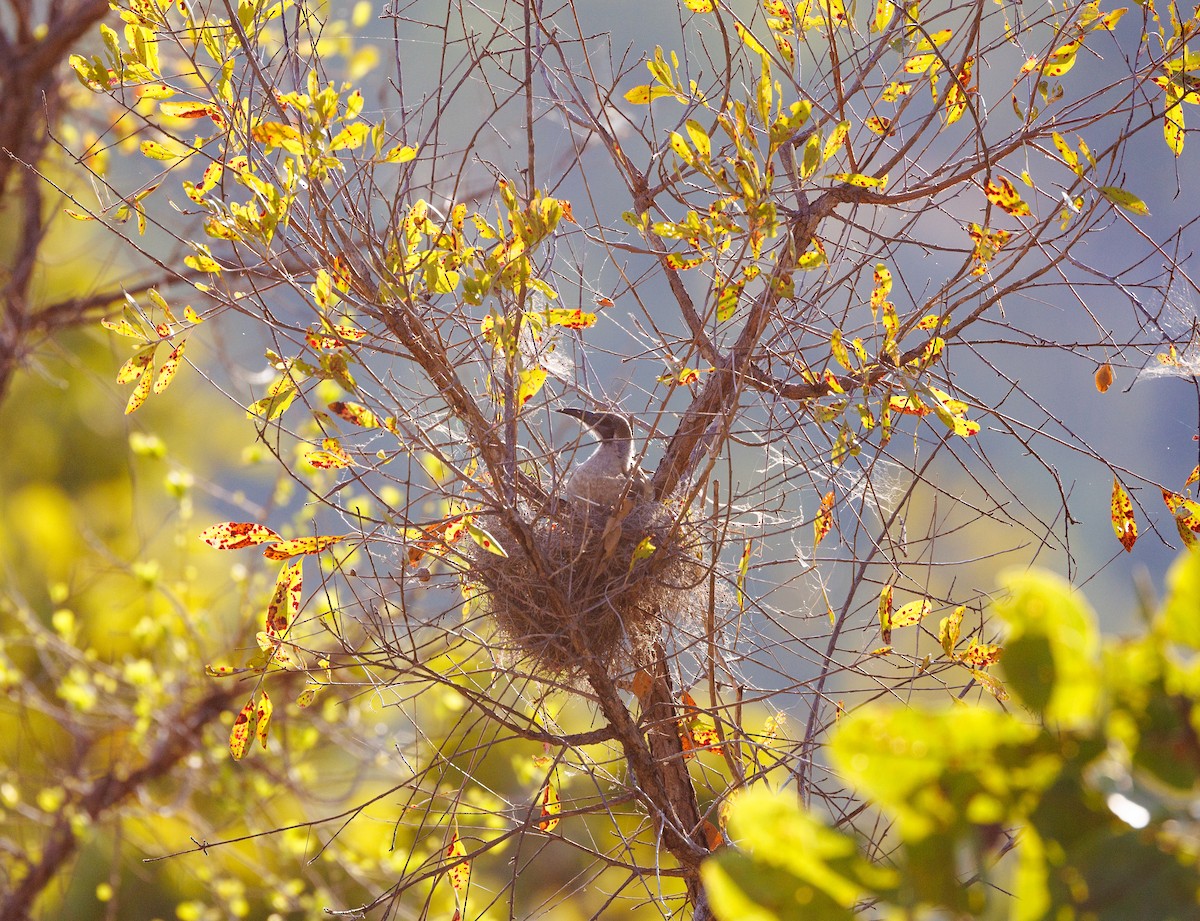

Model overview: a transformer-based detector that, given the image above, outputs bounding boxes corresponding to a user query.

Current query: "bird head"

[556,407,634,443]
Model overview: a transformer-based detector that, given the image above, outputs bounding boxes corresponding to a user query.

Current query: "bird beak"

[556,407,597,427]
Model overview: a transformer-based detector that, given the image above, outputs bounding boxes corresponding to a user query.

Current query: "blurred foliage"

[704,549,1200,920]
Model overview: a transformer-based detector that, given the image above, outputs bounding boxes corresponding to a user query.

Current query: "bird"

[556,407,650,507]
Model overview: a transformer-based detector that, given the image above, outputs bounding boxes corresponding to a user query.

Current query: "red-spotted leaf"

[961,639,1003,668]
[255,691,273,749]
[307,439,354,469]
[265,559,303,635]
[984,176,1032,216]
[446,833,470,892]
[117,346,157,384]
[200,521,281,550]
[153,340,186,394]
[538,783,561,832]
[466,519,508,558]
[263,534,347,560]
[939,606,964,657]
[1111,477,1138,552]
[328,400,378,428]
[1099,186,1150,217]
[878,583,894,644]
[124,361,154,414]
[891,597,931,629]
[229,697,256,760]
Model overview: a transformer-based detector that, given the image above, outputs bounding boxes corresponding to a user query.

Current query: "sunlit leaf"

[152,341,186,394]
[140,139,183,161]
[984,176,1031,216]
[828,172,889,189]
[1094,362,1114,392]
[891,597,931,629]
[624,84,676,104]
[1111,477,1138,552]
[263,534,347,560]
[200,521,281,550]
[878,584,894,643]
[255,691,273,749]
[229,697,256,760]
[446,833,470,892]
[737,539,753,611]
[466,520,507,558]
[1098,186,1150,217]
[517,367,548,407]
[961,638,1003,668]
[939,605,963,657]
[538,783,561,832]
[264,559,303,635]
[328,400,379,428]
[814,491,835,548]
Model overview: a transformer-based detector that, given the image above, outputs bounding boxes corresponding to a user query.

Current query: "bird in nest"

[556,407,650,507]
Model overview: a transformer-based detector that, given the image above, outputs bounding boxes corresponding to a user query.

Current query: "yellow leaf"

[1111,477,1138,552]
[153,341,186,394]
[891,597,931,628]
[139,139,182,161]
[939,605,963,657]
[873,0,893,32]
[255,692,273,749]
[264,559,303,635]
[1098,185,1150,217]
[200,521,281,550]
[263,534,347,560]
[828,172,889,189]
[124,364,154,414]
[538,783,561,832]
[229,698,256,760]
[446,833,470,892]
[878,584,894,643]
[328,400,379,428]
[466,520,508,558]
[984,176,1031,216]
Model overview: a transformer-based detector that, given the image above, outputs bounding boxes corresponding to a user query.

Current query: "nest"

[462,499,709,681]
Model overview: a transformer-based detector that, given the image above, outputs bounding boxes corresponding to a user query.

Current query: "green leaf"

[1159,548,1200,648]
[702,787,898,921]
[995,568,1100,729]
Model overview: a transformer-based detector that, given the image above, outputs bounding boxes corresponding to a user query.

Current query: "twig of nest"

[462,499,709,681]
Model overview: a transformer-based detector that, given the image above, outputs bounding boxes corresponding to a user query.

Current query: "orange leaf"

[814,491,835,547]
[1094,362,1114,393]
[229,697,256,760]
[263,534,347,560]
[1111,477,1138,552]
[199,521,281,550]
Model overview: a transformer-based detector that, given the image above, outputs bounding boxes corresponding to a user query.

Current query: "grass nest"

[462,499,709,681]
